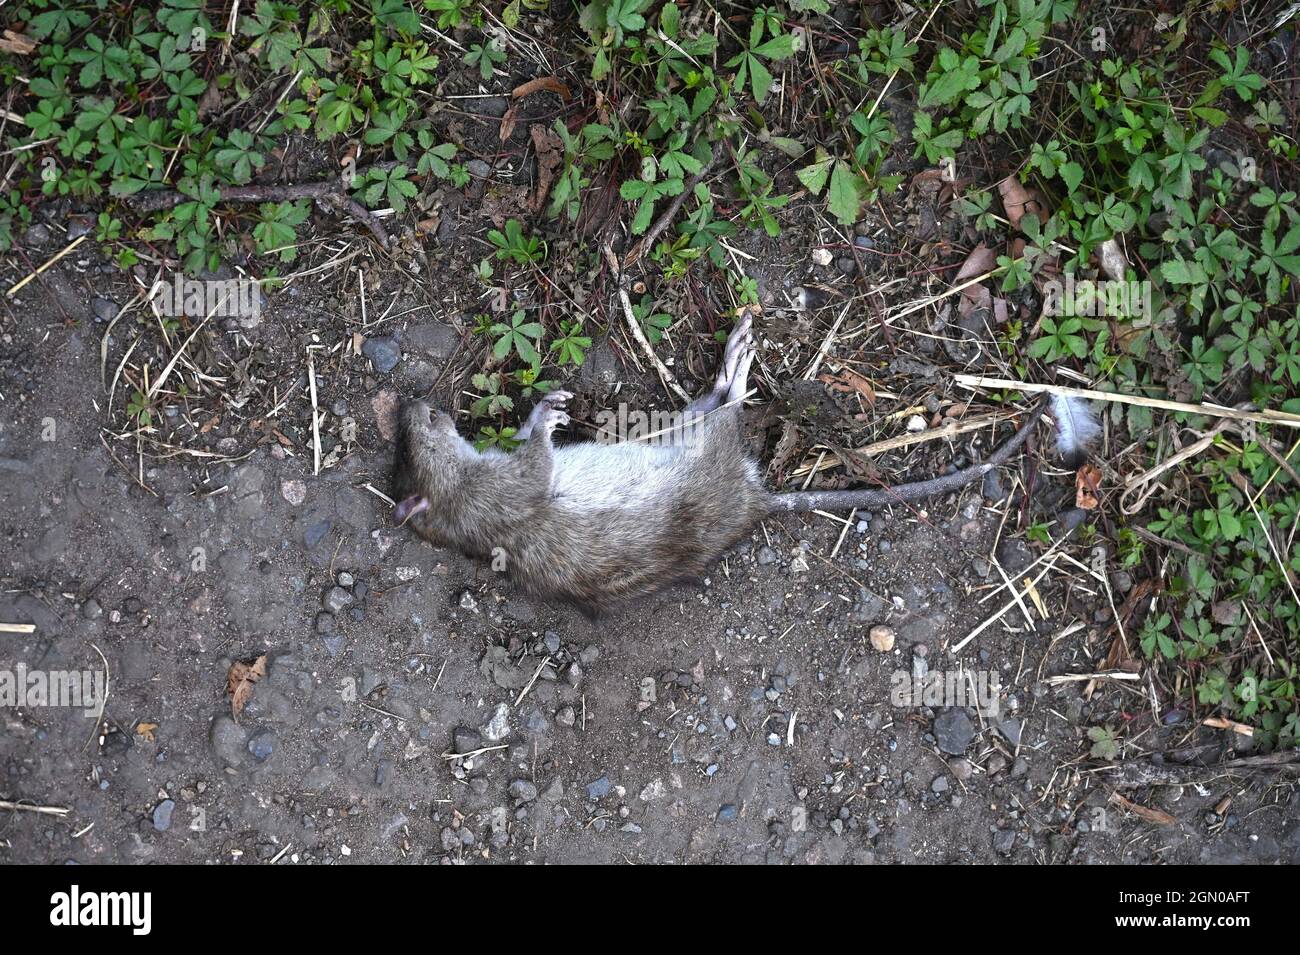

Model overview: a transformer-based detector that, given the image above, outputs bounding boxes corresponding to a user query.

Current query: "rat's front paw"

[539,407,570,435]
[541,389,573,410]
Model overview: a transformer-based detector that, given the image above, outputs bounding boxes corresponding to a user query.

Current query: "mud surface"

[3,246,1297,865]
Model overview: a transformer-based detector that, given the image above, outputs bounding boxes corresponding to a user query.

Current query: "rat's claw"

[538,408,569,436]
[544,390,573,408]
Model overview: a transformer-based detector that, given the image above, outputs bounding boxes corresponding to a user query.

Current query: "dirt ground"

[2,239,1296,866]
[2,36,1299,863]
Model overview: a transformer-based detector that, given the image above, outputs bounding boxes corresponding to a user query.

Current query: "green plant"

[490,309,544,364]
[464,37,506,81]
[724,9,800,104]
[549,319,592,366]
[487,218,546,264]
[1087,725,1121,761]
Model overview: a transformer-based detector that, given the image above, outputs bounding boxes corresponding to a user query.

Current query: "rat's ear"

[394,495,429,526]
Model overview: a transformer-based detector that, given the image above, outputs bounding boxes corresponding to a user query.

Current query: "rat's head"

[390,399,473,534]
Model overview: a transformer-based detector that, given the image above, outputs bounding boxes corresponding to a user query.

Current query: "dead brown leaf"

[499,104,520,142]
[227,655,267,721]
[817,368,877,405]
[1110,792,1178,826]
[1211,600,1242,626]
[528,123,563,214]
[197,79,223,118]
[0,30,36,55]
[512,76,571,100]
[1075,462,1103,510]
[954,243,996,318]
[997,176,1044,231]
[135,722,158,742]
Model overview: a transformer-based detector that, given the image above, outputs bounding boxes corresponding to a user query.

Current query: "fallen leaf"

[0,30,36,55]
[528,123,563,214]
[997,176,1044,231]
[1110,792,1177,826]
[499,104,520,142]
[817,368,876,405]
[512,76,571,100]
[197,79,223,118]
[953,243,996,317]
[1211,600,1242,626]
[135,722,158,742]
[1075,462,1103,510]
[992,297,1009,325]
[227,655,267,721]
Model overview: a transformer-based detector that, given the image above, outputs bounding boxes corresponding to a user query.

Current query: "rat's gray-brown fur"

[391,312,1046,614]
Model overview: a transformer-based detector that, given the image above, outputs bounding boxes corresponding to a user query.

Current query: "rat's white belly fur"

[549,443,691,510]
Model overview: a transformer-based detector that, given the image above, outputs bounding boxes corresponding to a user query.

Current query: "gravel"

[934,708,975,755]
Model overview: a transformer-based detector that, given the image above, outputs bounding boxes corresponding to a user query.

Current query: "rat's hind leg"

[683,311,754,418]
[516,390,572,441]
[725,338,754,405]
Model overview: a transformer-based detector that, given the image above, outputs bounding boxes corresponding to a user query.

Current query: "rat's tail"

[770,396,1055,514]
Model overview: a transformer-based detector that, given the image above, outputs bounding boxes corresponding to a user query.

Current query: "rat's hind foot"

[518,390,573,440]
[685,314,755,420]
[713,312,753,391]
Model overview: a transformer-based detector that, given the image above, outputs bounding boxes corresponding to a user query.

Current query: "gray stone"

[482,702,511,742]
[247,729,276,762]
[453,727,481,754]
[152,799,175,831]
[997,718,1022,746]
[323,586,354,614]
[405,323,460,359]
[210,716,246,768]
[586,776,611,799]
[304,519,332,549]
[91,297,119,323]
[362,336,401,373]
[933,708,975,755]
[509,779,539,802]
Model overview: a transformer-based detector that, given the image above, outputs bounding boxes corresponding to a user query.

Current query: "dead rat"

[390,311,1096,614]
